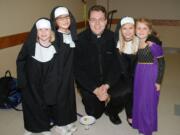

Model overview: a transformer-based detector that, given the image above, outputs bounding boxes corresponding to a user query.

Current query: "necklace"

[38,41,51,48]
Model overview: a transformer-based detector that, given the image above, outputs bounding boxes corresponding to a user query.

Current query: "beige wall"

[0,46,22,77]
[154,26,180,48]
[97,0,180,49]
[0,0,85,37]
[0,0,96,76]
[97,0,180,19]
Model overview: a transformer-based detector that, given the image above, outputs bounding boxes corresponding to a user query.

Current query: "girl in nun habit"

[50,6,77,135]
[17,18,58,135]
[113,16,139,126]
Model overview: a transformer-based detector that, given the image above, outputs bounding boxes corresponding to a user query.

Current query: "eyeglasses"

[89,18,106,24]
[56,16,70,21]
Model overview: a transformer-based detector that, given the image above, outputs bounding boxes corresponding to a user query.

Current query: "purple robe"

[132,44,164,135]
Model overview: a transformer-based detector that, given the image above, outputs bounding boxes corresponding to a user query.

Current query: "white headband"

[120,17,135,26]
[54,7,69,18]
[36,19,51,29]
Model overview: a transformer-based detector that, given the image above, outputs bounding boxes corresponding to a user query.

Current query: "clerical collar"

[97,35,101,38]
[90,29,102,38]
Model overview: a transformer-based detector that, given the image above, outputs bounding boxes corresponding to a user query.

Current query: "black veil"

[50,6,77,41]
[22,17,54,56]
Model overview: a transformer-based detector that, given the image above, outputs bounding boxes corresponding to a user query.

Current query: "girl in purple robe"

[132,18,165,135]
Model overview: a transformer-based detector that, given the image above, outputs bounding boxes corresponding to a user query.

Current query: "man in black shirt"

[75,5,121,124]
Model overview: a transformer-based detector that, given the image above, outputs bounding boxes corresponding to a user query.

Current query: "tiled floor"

[0,52,180,135]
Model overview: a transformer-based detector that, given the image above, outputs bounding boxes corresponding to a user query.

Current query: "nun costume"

[50,6,77,131]
[17,18,58,134]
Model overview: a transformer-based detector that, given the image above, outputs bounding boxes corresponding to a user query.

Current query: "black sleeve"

[105,47,129,88]
[74,42,97,92]
[16,44,28,89]
[156,57,165,84]
[146,34,162,46]
[105,50,120,88]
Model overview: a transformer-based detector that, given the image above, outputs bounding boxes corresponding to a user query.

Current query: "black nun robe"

[16,18,59,132]
[112,19,138,119]
[50,6,77,126]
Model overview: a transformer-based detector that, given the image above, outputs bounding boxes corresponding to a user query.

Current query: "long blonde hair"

[37,30,55,43]
[117,29,139,54]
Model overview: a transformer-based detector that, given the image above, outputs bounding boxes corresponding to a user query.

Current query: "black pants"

[79,89,122,119]
[124,93,133,118]
[116,93,133,119]
[108,76,133,119]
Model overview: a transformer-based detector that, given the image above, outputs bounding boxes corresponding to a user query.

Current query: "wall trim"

[0,32,29,49]
[1,19,180,49]
[112,19,180,26]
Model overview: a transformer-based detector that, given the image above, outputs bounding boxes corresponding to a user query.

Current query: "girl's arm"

[155,56,165,91]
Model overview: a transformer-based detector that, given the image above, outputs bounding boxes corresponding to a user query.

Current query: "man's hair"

[88,5,107,19]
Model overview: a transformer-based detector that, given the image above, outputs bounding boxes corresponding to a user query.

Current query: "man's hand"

[101,84,110,91]
[93,84,110,101]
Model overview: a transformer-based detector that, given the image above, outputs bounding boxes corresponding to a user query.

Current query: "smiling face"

[56,15,71,33]
[136,21,151,40]
[121,23,135,41]
[89,11,107,36]
[37,28,51,43]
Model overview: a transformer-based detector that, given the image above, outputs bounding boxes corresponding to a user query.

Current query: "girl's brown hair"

[136,18,153,32]
[88,5,107,19]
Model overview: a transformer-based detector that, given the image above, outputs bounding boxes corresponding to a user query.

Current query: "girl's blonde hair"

[50,31,55,42]
[37,30,55,43]
[118,28,139,54]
